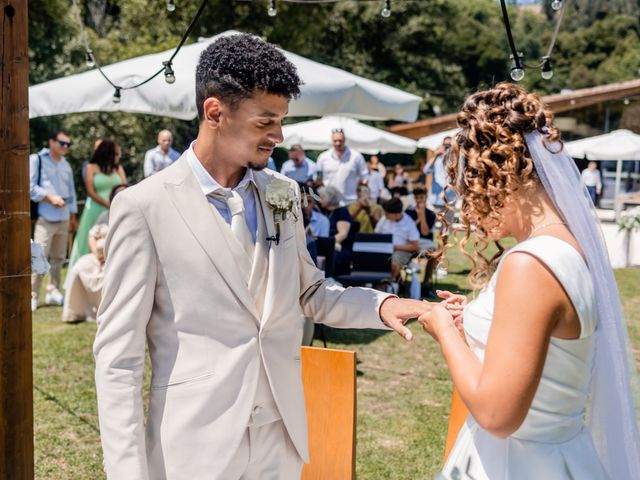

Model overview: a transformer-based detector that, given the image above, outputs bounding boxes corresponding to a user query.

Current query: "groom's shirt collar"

[185,141,256,196]
[186,141,258,242]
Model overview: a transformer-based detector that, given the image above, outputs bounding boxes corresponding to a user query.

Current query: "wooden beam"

[0,1,34,478]
[390,78,640,140]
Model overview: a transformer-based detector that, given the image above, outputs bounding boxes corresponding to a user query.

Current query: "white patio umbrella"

[416,127,461,151]
[29,30,421,122]
[565,129,640,212]
[281,116,417,154]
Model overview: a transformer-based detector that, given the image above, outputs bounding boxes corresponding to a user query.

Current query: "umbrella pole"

[0,1,34,478]
[614,158,623,218]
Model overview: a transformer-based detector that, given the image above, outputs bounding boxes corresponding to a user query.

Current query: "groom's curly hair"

[195,33,302,119]
[435,82,561,289]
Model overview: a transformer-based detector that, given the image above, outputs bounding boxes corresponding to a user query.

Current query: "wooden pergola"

[389,78,640,139]
[1,0,32,478]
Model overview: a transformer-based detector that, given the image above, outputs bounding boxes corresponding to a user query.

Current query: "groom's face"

[215,91,287,170]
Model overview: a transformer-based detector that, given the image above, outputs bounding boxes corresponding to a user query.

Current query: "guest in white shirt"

[143,129,181,177]
[581,161,602,206]
[316,128,368,203]
[375,198,420,280]
[367,160,387,202]
[280,144,318,184]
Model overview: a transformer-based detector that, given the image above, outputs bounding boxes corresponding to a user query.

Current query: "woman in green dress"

[68,139,126,270]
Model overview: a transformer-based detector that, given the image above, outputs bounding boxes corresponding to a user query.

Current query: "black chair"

[335,233,393,288]
[315,236,336,278]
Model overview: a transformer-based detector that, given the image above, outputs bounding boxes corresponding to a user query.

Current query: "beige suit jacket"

[94,156,391,479]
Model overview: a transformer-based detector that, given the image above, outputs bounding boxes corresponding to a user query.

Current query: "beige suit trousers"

[221,420,303,480]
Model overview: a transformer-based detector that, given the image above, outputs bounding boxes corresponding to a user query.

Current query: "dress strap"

[500,236,597,338]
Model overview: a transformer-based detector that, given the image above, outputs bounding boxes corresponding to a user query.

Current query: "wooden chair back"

[442,387,469,465]
[301,346,357,480]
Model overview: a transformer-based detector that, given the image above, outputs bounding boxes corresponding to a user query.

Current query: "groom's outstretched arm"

[295,205,428,340]
[94,191,156,480]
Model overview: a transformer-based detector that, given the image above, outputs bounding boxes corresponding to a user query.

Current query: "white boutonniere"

[265,177,299,223]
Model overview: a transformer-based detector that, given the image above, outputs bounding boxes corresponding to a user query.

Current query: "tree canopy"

[28,0,640,180]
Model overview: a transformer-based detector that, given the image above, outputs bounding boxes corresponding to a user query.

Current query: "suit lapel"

[164,157,260,322]
[253,171,292,328]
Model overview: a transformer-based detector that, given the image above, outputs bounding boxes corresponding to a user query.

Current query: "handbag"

[30,153,42,221]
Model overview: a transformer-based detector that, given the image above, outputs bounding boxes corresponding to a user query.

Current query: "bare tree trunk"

[0,0,34,478]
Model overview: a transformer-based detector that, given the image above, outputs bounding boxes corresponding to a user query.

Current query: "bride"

[418,83,640,479]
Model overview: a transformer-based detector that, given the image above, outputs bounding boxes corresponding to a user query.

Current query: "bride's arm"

[419,252,572,438]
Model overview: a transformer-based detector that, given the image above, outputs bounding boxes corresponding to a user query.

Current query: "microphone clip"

[266,223,281,246]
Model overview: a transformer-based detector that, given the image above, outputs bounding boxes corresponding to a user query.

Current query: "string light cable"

[499,0,568,81]
[71,0,210,102]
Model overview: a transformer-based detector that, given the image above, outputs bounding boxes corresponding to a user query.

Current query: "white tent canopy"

[417,127,461,150]
[29,30,421,122]
[280,116,417,154]
[565,129,640,212]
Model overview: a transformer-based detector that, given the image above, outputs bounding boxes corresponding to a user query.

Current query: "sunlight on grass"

[32,243,640,479]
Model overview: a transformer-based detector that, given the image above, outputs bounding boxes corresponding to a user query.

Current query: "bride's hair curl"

[436,82,561,289]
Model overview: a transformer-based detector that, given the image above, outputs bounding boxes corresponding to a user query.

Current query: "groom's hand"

[379,297,432,342]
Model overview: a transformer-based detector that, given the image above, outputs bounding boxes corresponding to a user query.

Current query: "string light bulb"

[163,61,176,84]
[510,53,525,82]
[166,0,176,12]
[551,0,562,11]
[381,0,391,18]
[268,0,277,17]
[112,87,121,104]
[541,56,553,80]
[85,49,95,68]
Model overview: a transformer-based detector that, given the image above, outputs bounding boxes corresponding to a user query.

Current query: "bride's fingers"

[436,290,452,299]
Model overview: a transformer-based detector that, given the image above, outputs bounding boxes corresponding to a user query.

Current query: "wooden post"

[0,1,34,479]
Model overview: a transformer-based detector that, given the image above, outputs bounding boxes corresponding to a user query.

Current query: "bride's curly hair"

[436,82,561,289]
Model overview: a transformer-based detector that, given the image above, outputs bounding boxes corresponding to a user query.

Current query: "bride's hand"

[418,304,458,340]
[436,290,467,321]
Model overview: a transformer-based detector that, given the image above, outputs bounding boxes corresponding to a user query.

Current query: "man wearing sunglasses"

[30,131,78,311]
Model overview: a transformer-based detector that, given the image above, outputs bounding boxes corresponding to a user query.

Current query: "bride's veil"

[525,131,640,479]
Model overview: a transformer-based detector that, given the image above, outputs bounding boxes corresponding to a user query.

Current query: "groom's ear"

[202,97,223,129]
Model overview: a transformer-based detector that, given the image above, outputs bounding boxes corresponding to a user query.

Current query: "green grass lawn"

[32,246,640,479]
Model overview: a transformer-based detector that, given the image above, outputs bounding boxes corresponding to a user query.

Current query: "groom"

[94,33,428,480]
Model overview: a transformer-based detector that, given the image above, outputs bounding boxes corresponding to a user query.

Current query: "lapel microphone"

[265,233,280,246]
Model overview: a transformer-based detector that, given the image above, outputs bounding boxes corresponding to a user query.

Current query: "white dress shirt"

[366,170,386,200]
[186,142,257,242]
[316,146,368,202]
[581,168,602,190]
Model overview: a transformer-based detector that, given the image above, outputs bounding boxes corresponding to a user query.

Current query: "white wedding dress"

[441,236,609,480]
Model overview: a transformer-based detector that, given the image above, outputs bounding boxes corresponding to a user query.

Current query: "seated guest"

[375,198,419,280]
[405,187,438,295]
[302,187,330,239]
[405,187,437,251]
[62,224,108,323]
[318,186,356,275]
[348,184,383,233]
[281,145,318,185]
